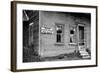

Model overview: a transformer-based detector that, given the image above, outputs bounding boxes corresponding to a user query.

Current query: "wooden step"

[78,50,90,59]
[80,52,89,56]
[78,46,91,59]
[82,55,91,59]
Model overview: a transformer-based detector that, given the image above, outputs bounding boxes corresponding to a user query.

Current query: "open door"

[77,24,85,50]
[78,25,84,46]
[77,24,90,59]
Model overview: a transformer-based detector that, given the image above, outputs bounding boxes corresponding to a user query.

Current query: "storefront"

[23,10,91,61]
[39,11,91,58]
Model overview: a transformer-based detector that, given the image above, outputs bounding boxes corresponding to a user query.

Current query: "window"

[69,25,77,46]
[55,24,64,44]
[70,29,74,43]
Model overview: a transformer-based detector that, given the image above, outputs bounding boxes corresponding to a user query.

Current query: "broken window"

[69,25,76,44]
[56,24,64,43]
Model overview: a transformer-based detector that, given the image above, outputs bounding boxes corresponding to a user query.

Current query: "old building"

[23,10,91,62]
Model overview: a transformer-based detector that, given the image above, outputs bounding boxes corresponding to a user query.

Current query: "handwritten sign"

[41,27,53,34]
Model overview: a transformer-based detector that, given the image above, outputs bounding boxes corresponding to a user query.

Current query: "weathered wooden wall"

[39,11,91,57]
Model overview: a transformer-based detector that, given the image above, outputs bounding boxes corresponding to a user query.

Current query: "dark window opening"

[56,24,64,43]
[70,37,72,43]
[69,29,75,43]
[70,30,74,34]
[57,29,62,33]
[57,34,61,42]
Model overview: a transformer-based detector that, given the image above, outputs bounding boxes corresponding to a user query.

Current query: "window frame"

[55,23,65,45]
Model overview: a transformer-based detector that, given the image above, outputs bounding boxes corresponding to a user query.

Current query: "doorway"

[77,24,85,50]
[78,25,84,45]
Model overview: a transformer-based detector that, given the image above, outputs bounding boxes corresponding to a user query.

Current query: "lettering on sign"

[41,27,53,34]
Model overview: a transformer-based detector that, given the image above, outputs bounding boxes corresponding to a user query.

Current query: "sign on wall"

[41,27,53,34]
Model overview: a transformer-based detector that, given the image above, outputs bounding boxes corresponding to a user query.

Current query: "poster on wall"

[11,1,98,72]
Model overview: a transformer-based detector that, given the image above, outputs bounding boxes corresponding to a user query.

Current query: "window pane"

[57,34,61,42]
[56,24,64,43]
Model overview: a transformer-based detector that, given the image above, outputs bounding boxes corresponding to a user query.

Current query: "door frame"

[77,24,85,49]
